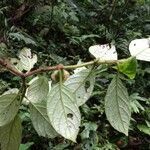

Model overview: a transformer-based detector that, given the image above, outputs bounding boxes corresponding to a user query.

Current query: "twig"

[0,58,24,77]
[20,77,27,103]
[0,57,127,78]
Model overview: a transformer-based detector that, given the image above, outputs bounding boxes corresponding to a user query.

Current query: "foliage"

[0,0,150,149]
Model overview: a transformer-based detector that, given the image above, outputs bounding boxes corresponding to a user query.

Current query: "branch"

[0,57,127,78]
[0,58,24,77]
[20,77,27,103]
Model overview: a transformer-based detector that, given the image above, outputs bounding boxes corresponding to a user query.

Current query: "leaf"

[30,101,58,138]
[2,88,19,95]
[17,48,37,71]
[117,57,137,79]
[0,116,22,150]
[105,75,131,135]
[0,43,8,58]
[0,94,20,126]
[81,122,98,139]
[9,32,37,46]
[47,84,81,142]
[26,76,49,103]
[89,44,118,60]
[65,69,95,106]
[19,142,34,150]
[129,38,150,61]
[73,60,86,74]
[137,124,150,135]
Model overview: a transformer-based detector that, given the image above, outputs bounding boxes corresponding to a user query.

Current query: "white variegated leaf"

[17,48,37,71]
[129,38,150,61]
[89,44,118,60]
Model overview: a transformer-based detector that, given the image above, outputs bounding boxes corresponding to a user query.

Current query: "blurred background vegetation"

[0,0,150,149]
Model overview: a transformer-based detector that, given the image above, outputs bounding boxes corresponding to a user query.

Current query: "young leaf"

[17,48,37,71]
[105,75,131,136]
[47,84,81,142]
[65,69,95,106]
[117,57,137,79]
[26,76,49,103]
[89,44,118,60]
[30,101,58,138]
[0,116,22,150]
[129,38,150,61]
[0,94,20,126]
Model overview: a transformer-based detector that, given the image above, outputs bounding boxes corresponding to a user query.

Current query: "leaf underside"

[65,69,95,106]
[30,101,58,138]
[16,48,37,71]
[47,84,81,142]
[0,94,20,126]
[26,76,49,103]
[0,116,22,150]
[105,75,131,135]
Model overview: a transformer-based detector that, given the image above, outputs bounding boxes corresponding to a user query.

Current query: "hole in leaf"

[67,113,73,120]
[85,80,90,92]
[28,54,33,59]
[13,62,18,65]
[22,70,26,73]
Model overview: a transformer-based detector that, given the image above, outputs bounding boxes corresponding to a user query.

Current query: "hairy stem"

[20,77,27,102]
[0,57,129,78]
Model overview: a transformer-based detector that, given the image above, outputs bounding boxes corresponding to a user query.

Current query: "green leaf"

[117,57,137,79]
[81,122,98,139]
[19,142,34,150]
[30,101,58,138]
[105,75,131,135]
[17,48,37,71]
[0,43,8,58]
[26,76,49,103]
[0,93,20,126]
[0,116,22,150]
[9,32,37,46]
[47,84,81,142]
[137,124,150,135]
[65,69,95,106]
